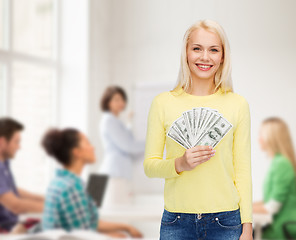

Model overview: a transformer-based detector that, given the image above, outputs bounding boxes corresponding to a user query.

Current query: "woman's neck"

[266,150,276,158]
[189,77,216,96]
[65,159,84,176]
[110,110,119,117]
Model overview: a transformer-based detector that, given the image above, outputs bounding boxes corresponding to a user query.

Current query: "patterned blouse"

[42,169,98,231]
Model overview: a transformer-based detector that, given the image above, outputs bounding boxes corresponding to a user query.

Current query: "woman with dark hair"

[99,86,145,206]
[41,128,143,238]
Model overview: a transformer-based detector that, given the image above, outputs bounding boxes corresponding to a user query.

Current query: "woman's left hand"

[239,223,253,240]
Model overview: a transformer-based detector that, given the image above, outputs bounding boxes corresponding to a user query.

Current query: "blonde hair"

[261,117,296,173]
[172,19,233,94]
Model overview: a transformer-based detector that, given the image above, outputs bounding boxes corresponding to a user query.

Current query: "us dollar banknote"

[167,107,232,149]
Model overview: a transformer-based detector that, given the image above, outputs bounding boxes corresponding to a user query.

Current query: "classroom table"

[6,194,273,240]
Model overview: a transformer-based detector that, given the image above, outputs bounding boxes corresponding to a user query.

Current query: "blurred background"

[0,0,295,238]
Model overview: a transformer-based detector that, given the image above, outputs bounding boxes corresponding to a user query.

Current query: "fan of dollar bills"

[167,107,233,149]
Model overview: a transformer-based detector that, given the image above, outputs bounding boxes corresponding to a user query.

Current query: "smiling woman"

[144,19,253,240]
[177,20,232,96]
[187,29,224,78]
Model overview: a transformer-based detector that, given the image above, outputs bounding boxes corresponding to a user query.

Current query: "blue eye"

[193,47,201,51]
[211,49,218,52]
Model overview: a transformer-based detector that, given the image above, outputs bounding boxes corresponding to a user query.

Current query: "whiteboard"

[131,81,176,194]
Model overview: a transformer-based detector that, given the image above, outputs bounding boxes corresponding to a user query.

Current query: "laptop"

[86,174,109,207]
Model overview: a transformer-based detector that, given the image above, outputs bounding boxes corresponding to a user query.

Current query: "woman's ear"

[71,147,80,159]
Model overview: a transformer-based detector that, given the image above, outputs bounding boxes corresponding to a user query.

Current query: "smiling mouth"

[195,64,213,71]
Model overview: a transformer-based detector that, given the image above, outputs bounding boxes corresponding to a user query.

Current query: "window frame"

[0,0,59,122]
[0,0,60,193]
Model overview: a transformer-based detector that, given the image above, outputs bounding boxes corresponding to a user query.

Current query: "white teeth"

[197,64,212,69]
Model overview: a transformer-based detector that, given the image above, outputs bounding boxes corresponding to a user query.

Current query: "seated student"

[253,117,296,239]
[0,118,44,233]
[41,128,143,238]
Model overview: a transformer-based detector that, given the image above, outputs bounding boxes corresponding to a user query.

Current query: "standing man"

[0,118,44,232]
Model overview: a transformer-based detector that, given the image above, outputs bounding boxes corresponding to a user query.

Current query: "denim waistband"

[163,207,240,220]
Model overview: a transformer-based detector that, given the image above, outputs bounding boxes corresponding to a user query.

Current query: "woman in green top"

[253,117,296,239]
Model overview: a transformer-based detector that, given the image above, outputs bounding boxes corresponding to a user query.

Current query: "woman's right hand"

[175,145,216,173]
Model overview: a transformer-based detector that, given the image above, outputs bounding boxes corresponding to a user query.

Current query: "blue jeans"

[160,208,243,240]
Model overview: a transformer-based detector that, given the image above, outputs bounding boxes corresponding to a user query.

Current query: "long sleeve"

[270,157,295,203]
[232,97,253,224]
[104,115,145,155]
[143,95,181,179]
[263,157,294,215]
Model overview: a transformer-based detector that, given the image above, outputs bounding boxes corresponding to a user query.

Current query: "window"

[0,0,5,48]
[12,0,54,58]
[0,0,58,193]
[10,62,55,193]
[0,64,6,115]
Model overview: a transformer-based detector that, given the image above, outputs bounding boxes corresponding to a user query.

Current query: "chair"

[283,221,296,240]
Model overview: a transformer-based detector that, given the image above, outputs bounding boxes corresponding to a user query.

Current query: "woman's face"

[73,133,96,164]
[187,28,223,82]
[109,93,126,115]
